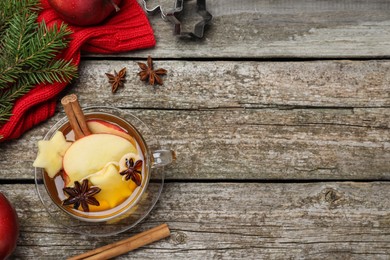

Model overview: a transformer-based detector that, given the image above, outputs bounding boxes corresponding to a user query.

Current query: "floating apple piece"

[63,133,137,186]
[88,119,124,132]
[48,0,122,26]
[33,131,72,177]
[0,192,19,259]
[86,162,136,209]
[87,120,136,147]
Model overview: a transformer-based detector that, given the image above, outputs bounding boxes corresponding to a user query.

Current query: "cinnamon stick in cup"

[61,94,92,140]
[61,94,137,146]
[67,224,170,260]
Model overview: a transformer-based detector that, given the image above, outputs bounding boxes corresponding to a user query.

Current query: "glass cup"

[34,106,174,237]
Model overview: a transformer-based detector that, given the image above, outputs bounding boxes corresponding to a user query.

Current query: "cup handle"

[152,150,176,168]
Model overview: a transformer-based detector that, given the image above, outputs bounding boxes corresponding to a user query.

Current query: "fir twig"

[0,0,77,127]
[0,17,73,86]
[0,79,31,122]
[0,0,40,36]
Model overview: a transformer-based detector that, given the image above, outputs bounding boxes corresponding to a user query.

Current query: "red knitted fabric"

[0,0,155,142]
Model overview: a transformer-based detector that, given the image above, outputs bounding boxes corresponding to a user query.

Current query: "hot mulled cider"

[33,95,149,221]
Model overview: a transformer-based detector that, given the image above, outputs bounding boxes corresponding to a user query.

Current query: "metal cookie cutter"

[140,0,212,39]
[166,0,212,39]
[139,0,170,19]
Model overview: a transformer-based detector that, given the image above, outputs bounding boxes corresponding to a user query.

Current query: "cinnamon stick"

[61,94,92,140]
[67,224,170,260]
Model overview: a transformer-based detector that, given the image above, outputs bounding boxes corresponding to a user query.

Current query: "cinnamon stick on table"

[67,224,171,260]
[61,94,92,140]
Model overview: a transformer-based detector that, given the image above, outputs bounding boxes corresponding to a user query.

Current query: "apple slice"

[33,131,72,178]
[63,133,137,186]
[86,163,135,209]
[118,153,142,173]
[87,120,137,147]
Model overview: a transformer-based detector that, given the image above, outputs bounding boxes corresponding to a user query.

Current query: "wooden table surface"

[1,0,390,259]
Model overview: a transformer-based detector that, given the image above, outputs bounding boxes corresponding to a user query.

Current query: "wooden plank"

[1,60,389,180]
[93,0,390,58]
[1,182,389,259]
[74,59,390,108]
[1,107,390,180]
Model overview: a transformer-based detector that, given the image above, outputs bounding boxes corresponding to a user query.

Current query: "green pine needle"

[0,0,40,36]
[0,0,77,126]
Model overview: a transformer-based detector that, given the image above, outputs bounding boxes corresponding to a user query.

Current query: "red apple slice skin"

[88,119,124,132]
[87,120,137,147]
[61,170,70,187]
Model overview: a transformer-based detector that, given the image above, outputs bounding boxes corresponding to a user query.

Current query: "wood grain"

[91,0,390,58]
[1,182,389,259]
[76,60,390,109]
[1,60,389,180]
[1,1,389,258]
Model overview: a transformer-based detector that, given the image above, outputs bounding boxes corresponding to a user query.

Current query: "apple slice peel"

[87,120,137,147]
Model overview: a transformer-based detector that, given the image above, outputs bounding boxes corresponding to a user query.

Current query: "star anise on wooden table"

[119,158,143,186]
[62,179,101,212]
[105,67,126,93]
[137,56,167,85]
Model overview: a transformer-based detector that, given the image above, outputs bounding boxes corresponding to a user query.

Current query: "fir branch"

[0,0,78,126]
[0,0,40,36]
[0,16,73,86]
[22,59,77,85]
[22,22,72,69]
[0,79,31,115]
[0,11,37,85]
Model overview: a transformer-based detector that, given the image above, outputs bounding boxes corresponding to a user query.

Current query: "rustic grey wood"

[76,60,390,108]
[1,1,389,259]
[1,182,389,259]
[1,60,389,180]
[95,0,390,58]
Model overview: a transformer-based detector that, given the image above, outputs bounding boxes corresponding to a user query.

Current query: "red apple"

[48,0,122,26]
[0,192,19,259]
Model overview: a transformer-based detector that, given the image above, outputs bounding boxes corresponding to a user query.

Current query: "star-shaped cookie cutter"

[140,0,212,39]
[166,0,212,39]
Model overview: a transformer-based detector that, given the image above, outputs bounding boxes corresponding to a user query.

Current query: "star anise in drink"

[62,179,101,212]
[137,56,167,85]
[105,67,126,93]
[119,158,143,186]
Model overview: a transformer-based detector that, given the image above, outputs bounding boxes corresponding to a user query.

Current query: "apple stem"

[107,0,120,12]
